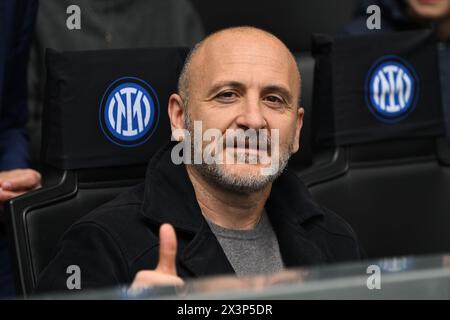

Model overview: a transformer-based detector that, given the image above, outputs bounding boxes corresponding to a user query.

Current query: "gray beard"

[183,112,293,193]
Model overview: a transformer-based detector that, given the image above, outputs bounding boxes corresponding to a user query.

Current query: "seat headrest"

[312,29,444,146]
[191,0,357,51]
[41,47,189,170]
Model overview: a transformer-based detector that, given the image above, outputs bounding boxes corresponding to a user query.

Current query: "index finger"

[156,224,178,275]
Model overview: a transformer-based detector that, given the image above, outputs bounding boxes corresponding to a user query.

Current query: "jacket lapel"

[266,170,327,267]
[179,222,235,277]
[269,214,326,267]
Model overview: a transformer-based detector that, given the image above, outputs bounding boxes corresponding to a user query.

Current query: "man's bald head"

[177,26,301,107]
[168,26,306,193]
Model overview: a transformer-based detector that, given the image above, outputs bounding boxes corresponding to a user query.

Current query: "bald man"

[36,27,362,293]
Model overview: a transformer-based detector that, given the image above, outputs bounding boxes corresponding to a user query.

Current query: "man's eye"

[216,91,238,101]
[264,95,284,104]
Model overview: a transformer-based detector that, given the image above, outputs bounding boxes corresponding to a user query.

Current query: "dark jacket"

[36,143,362,293]
[0,0,37,299]
[27,0,204,163]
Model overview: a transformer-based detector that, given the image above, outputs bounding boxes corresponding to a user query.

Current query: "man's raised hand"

[130,224,184,290]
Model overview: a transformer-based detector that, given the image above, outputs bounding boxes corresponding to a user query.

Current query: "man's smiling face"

[173,28,304,192]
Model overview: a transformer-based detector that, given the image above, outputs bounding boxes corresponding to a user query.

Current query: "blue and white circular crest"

[366,55,419,123]
[99,77,159,147]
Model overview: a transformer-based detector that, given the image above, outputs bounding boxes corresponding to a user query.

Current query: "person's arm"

[0,0,38,169]
[0,0,40,206]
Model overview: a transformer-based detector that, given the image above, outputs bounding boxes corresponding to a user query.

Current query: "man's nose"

[235,97,267,130]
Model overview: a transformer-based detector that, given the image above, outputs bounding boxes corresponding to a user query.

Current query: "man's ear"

[168,93,186,141]
[292,107,305,153]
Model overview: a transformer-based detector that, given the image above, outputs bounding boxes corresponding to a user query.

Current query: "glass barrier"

[35,253,450,300]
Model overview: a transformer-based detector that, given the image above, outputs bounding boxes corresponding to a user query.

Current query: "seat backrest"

[190,0,357,51]
[301,30,449,259]
[302,138,450,258]
[5,47,188,296]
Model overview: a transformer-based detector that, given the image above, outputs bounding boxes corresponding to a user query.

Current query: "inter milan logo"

[99,77,159,147]
[366,55,419,123]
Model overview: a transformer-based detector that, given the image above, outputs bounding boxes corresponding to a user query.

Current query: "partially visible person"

[0,0,41,298]
[27,0,205,162]
[345,0,450,140]
[407,0,450,40]
[345,0,450,39]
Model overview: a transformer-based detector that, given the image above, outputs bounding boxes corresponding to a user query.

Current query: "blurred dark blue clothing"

[0,0,38,298]
[344,0,450,143]
[0,233,15,298]
[0,0,37,170]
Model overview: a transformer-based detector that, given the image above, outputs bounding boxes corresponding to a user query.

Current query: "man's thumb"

[156,224,178,275]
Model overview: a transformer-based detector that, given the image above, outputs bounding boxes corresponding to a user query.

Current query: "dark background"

[190,0,358,51]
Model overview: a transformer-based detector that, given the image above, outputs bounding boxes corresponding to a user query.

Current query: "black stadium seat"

[300,30,450,259]
[4,47,188,296]
[301,137,450,259]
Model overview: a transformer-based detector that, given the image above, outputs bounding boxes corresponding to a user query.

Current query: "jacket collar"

[140,142,327,275]
[141,142,205,233]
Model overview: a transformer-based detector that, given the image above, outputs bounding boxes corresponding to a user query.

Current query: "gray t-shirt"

[206,210,284,276]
